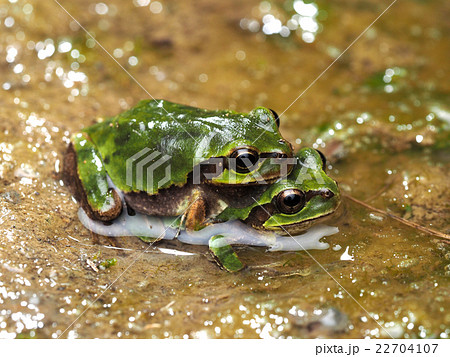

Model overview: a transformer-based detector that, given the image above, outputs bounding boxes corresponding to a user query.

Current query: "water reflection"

[240,0,322,43]
[77,207,338,252]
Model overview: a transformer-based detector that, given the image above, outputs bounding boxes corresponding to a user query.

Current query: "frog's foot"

[209,235,245,273]
[63,133,122,221]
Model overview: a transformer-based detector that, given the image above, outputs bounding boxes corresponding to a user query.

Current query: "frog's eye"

[315,150,327,171]
[269,109,280,128]
[275,189,306,214]
[230,148,260,173]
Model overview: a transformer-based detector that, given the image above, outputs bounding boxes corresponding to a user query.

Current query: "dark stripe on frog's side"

[123,177,270,218]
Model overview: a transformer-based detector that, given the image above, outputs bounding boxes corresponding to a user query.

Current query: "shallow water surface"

[0,0,449,338]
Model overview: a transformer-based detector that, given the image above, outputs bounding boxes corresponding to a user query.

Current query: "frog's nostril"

[321,189,334,199]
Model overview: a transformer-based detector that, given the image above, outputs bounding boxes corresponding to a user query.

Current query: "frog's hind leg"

[209,235,245,273]
[63,133,122,221]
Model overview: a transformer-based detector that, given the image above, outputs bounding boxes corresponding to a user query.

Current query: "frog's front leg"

[63,132,122,221]
[185,196,207,231]
[209,235,245,272]
[180,189,209,231]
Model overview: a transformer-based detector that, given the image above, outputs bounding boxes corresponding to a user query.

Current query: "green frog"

[208,147,340,271]
[77,148,341,272]
[63,99,293,229]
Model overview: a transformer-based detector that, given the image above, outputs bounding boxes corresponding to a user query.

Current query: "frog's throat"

[263,210,339,236]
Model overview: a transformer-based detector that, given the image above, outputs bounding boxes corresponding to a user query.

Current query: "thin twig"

[364,177,396,203]
[343,194,450,241]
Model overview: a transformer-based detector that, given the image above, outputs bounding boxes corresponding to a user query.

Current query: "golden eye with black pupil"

[276,189,306,214]
[230,148,259,173]
[269,109,280,128]
[315,150,327,171]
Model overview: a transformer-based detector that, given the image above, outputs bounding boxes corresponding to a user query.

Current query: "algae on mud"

[0,0,449,339]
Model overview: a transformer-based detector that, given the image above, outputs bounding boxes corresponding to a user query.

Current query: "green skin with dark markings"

[216,148,340,234]
[207,148,340,272]
[73,133,116,213]
[209,235,245,272]
[69,101,338,272]
[72,99,293,215]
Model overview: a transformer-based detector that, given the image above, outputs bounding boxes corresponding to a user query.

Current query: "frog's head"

[209,107,294,185]
[243,148,340,235]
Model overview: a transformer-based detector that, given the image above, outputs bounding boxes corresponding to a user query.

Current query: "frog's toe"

[77,187,123,222]
[94,188,123,221]
[209,235,245,273]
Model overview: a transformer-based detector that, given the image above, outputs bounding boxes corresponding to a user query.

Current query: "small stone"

[292,307,348,335]
[382,323,404,338]
[1,190,21,204]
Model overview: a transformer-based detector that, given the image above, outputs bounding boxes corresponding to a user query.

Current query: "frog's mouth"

[269,211,339,236]
[268,199,345,236]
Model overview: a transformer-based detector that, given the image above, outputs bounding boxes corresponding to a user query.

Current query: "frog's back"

[82,100,276,194]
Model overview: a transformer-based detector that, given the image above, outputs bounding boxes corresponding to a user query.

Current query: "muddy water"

[0,0,449,339]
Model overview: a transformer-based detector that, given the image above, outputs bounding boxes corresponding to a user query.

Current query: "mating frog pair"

[64,100,340,271]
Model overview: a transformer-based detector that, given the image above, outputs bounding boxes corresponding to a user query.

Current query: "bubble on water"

[235,50,246,61]
[302,32,315,43]
[277,26,289,38]
[149,1,163,14]
[299,17,318,33]
[4,17,15,28]
[241,0,320,42]
[37,43,55,60]
[384,84,394,93]
[58,41,72,53]
[13,64,23,74]
[128,56,138,66]
[262,15,282,35]
[77,54,86,63]
[6,46,18,63]
[70,49,80,59]
[113,48,123,58]
[294,0,318,17]
[429,105,450,124]
[133,0,150,6]
[95,3,109,15]
[23,4,33,15]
